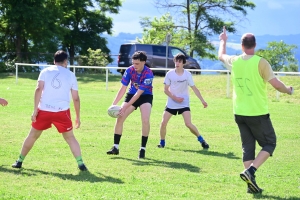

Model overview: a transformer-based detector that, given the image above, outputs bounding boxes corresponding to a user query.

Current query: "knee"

[184,122,193,129]
[262,143,276,156]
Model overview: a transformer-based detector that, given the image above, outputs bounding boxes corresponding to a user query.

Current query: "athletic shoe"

[12,161,22,168]
[138,149,145,159]
[247,183,263,194]
[201,141,209,149]
[78,164,88,171]
[157,144,165,148]
[106,146,119,155]
[240,169,261,193]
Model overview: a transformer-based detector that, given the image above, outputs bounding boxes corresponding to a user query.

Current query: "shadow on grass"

[250,193,300,200]
[0,165,124,184]
[168,148,240,160]
[110,157,200,173]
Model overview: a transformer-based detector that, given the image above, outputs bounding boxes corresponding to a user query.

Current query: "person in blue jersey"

[218,27,293,194]
[107,51,154,159]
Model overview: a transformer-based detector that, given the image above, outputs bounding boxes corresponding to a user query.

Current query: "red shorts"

[32,109,73,133]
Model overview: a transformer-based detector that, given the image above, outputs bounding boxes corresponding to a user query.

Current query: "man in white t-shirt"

[157,53,209,149]
[12,50,87,171]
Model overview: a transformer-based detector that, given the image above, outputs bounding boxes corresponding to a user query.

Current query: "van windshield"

[120,45,132,56]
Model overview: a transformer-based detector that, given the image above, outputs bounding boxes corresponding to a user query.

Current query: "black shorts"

[235,114,276,162]
[125,93,153,109]
[165,107,190,115]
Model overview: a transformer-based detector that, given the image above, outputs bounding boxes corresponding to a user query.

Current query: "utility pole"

[165,33,172,69]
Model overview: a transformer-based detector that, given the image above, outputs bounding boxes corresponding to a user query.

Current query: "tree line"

[0,0,121,72]
[0,0,298,73]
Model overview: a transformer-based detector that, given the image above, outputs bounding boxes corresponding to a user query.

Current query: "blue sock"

[160,140,165,147]
[197,136,204,143]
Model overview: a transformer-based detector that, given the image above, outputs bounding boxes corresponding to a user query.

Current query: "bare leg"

[114,102,135,135]
[20,127,43,157]
[159,111,173,140]
[139,103,152,137]
[62,130,82,158]
[182,111,200,137]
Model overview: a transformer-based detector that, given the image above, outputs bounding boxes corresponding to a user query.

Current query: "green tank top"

[231,55,268,116]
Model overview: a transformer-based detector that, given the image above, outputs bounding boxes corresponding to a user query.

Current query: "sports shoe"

[240,169,261,193]
[78,164,88,171]
[12,160,22,168]
[138,149,145,159]
[247,183,263,194]
[201,141,209,149]
[157,144,165,148]
[106,146,119,155]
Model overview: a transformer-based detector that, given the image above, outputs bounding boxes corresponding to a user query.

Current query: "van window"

[120,45,132,56]
[153,46,166,57]
[170,48,186,57]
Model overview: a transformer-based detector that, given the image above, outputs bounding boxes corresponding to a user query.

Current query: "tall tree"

[0,0,61,65]
[59,0,121,65]
[144,0,255,59]
[256,41,298,72]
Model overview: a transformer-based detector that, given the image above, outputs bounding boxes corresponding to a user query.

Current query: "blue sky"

[109,0,300,36]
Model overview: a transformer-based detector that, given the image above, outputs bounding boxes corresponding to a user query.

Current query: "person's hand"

[31,110,38,122]
[0,98,8,106]
[119,104,128,117]
[202,100,208,108]
[219,26,228,41]
[173,96,184,103]
[75,117,81,129]
[289,86,294,95]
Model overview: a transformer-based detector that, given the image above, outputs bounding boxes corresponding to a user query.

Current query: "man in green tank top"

[218,27,293,194]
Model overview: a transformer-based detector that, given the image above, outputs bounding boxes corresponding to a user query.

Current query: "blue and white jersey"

[121,66,153,95]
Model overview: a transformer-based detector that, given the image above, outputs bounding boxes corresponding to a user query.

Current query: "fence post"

[15,64,18,84]
[226,70,230,98]
[106,67,108,91]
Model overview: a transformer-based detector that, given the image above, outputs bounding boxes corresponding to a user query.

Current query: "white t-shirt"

[38,66,78,112]
[164,69,195,109]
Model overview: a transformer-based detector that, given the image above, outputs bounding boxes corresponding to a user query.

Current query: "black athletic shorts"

[124,93,153,109]
[165,107,190,115]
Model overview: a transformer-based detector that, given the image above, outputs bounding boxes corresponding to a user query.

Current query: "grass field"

[0,72,299,200]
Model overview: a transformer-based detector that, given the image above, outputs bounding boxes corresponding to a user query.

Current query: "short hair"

[54,50,68,62]
[173,53,186,64]
[132,51,147,61]
[241,34,256,49]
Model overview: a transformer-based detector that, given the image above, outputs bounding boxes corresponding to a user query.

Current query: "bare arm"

[190,85,208,108]
[112,85,127,105]
[71,89,80,128]
[218,26,228,62]
[31,81,44,122]
[268,77,293,95]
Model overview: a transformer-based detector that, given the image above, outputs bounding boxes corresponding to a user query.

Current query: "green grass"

[0,73,300,200]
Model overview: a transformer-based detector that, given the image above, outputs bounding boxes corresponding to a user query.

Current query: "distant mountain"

[104,32,300,73]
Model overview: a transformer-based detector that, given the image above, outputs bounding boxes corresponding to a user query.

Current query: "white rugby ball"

[107,105,121,118]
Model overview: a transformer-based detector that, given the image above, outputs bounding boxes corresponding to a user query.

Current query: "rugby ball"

[107,105,121,118]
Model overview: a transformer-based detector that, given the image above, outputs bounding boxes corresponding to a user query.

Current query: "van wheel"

[190,68,201,75]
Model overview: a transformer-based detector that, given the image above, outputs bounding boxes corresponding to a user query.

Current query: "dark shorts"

[235,114,276,162]
[32,109,73,133]
[125,94,153,109]
[165,107,190,115]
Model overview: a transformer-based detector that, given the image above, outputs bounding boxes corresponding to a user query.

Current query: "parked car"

[117,43,201,75]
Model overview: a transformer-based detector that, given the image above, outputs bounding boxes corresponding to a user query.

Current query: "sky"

[109,0,300,36]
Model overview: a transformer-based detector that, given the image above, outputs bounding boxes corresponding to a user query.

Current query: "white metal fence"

[14,63,299,99]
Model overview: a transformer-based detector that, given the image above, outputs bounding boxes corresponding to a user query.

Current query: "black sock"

[114,134,121,144]
[248,166,257,175]
[141,136,148,148]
